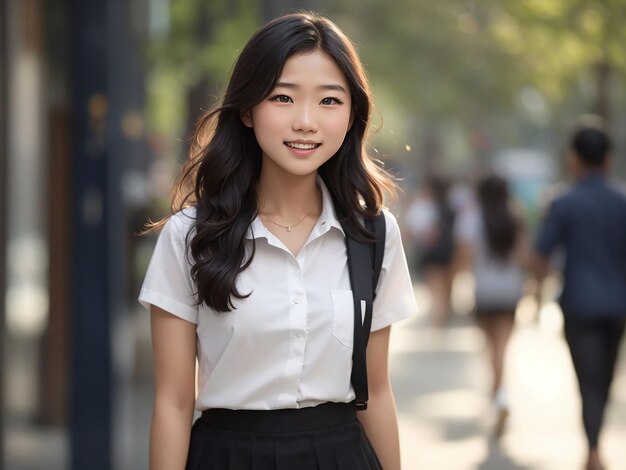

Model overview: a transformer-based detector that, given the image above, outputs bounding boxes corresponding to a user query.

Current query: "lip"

[285,140,320,145]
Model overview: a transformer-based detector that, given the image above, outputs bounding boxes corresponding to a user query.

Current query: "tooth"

[287,142,316,149]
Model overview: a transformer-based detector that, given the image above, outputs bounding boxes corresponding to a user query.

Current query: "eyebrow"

[274,82,347,93]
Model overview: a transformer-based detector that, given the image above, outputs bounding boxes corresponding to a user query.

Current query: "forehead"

[278,51,349,88]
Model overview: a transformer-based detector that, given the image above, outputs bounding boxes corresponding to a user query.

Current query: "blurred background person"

[533,122,626,470]
[454,174,528,439]
[405,174,456,328]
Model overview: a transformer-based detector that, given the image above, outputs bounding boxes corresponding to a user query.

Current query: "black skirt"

[185,402,382,470]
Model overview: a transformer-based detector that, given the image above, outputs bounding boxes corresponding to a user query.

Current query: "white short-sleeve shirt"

[139,179,418,410]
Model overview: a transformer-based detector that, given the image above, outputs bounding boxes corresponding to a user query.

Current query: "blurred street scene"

[6,285,626,469]
[2,0,626,469]
[392,293,626,470]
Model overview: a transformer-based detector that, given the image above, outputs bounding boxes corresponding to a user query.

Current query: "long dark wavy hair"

[477,175,518,260]
[148,12,395,312]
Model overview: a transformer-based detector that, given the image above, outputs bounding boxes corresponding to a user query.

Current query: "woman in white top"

[454,174,528,438]
[139,12,417,470]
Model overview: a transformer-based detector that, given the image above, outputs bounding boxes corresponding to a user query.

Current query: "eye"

[320,97,343,105]
[270,94,292,103]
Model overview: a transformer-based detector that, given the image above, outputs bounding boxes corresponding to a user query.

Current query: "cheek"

[251,109,280,142]
[332,110,353,136]
[254,108,288,132]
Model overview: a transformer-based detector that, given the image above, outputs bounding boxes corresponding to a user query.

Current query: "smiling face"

[242,51,353,179]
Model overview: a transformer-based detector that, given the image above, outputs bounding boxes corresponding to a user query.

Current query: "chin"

[285,167,321,178]
[278,160,328,177]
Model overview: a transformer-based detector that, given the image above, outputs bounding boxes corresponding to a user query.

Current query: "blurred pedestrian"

[533,122,626,470]
[454,174,528,439]
[405,174,456,327]
[138,12,417,470]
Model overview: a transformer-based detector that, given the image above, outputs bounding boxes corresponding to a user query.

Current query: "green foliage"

[489,0,626,102]
[317,0,626,169]
[144,0,626,173]
[146,0,259,138]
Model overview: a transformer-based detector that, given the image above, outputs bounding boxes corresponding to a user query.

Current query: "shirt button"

[293,296,301,304]
[321,221,327,226]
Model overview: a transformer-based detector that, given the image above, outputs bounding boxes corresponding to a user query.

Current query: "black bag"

[338,213,386,410]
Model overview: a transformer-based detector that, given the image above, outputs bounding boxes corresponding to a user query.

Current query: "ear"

[240,110,253,128]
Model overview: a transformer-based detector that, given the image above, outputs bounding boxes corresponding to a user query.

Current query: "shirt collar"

[246,175,344,240]
[578,171,606,185]
[317,175,345,235]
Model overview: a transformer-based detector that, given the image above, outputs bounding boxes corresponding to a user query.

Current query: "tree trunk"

[594,60,611,124]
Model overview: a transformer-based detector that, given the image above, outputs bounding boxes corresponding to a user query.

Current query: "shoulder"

[380,207,400,238]
[542,183,575,213]
[164,207,197,235]
[156,207,197,250]
[607,179,626,200]
[379,208,408,251]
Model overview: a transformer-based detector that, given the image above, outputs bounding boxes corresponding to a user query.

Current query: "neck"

[257,168,322,219]
[575,167,606,181]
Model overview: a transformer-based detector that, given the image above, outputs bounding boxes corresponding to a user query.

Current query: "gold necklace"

[262,213,310,232]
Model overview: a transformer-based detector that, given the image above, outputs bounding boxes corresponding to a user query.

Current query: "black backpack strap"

[364,216,386,300]
[362,213,386,345]
[343,211,386,410]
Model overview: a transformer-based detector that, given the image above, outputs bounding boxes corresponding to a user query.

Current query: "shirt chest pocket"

[330,289,360,349]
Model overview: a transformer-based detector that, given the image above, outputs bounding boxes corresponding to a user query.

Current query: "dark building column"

[70,0,145,466]
[0,0,8,468]
[70,0,111,468]
[106,0,148,466]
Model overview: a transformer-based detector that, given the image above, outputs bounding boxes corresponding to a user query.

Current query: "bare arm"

[357,326,401,470]
[149,306,197,470]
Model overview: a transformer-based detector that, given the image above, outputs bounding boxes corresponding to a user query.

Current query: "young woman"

[139,12,417,470]
[454,175,528,438]
[405,175,456,328]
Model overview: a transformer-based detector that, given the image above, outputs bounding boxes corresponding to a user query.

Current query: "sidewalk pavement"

[392,300,626,470]
[6,288,626,469]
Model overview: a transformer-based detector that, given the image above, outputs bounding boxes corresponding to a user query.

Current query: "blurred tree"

[146,0,319,147]
[490,0,626,123]
[324,1,520,120]
[143,0,626,182]
[146,0,259,145]
[260,0,318,21]
[318,0,625,174]
[320,0,528,173]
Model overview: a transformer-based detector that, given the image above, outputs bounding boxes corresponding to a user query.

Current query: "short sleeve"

[371,210,419,331]
[138,211,199,324]
[535,199,563,256]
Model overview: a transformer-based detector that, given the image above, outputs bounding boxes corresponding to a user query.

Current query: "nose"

[292,104,318,133]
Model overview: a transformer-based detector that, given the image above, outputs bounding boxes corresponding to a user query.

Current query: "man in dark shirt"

[534,123,626,470]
